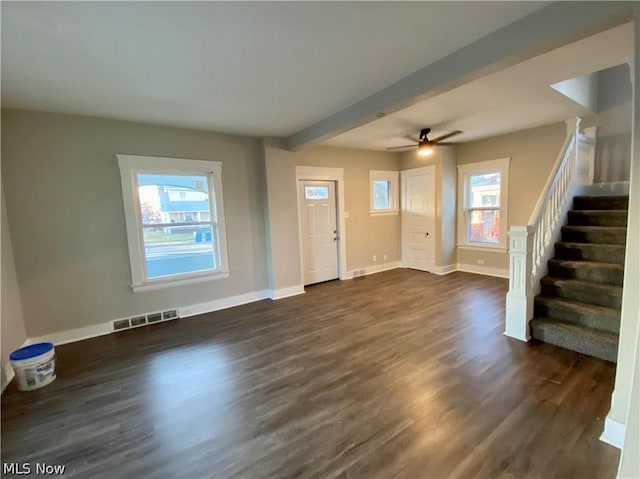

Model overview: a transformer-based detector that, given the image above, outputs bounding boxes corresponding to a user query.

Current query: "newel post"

[582,126,598,185]
[505,225,534,341]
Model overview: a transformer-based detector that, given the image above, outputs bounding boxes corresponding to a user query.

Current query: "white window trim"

[117,154,230,292]
[369,170,399,216]
[457,158,510,251]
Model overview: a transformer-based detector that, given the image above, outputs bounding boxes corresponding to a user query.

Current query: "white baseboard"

[178,290,269,318]
[30,322,113,347]
[23,289,272,350]
[433,264,457,275]
[456,263,509,279]
[269,285,305,300]
[600,413,626,449]
[2,339,31,393]
[347,261,401,279]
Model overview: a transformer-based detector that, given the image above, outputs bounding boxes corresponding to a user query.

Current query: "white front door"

[402,166,436,272]
[298,180,339,285]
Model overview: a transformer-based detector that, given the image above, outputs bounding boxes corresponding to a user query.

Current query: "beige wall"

[293,146,401,271]
[1,185,28,387]
[456,122,567,271]
[400,146,457,268]
[262,138,302,291]
[1,109,268,336]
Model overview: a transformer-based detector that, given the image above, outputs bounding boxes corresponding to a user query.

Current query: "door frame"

[296,166,348,282]
[401,165,436,272]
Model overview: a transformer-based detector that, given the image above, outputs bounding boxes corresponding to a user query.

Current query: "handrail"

[530,132,577,286]
[528,133,575,225]
[505,117,596,341]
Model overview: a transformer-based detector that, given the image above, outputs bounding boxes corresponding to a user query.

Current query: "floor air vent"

[112,309,180,332]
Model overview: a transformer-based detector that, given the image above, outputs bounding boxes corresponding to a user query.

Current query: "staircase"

[530,195,628,362]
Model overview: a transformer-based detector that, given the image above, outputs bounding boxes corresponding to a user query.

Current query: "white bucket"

[9,342,56,391]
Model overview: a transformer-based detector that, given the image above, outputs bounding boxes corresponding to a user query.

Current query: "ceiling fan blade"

[386,144,417,151]
[404,135,420,143]
[431,130,463,143]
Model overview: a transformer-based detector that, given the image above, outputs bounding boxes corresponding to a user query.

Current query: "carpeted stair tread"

[540,277,622,309]
[547,259,624,286]
[534,296,620,334]
[530,318,618,362]
[573,195,629,211]
[567,210,629,227]
[561,225,627,245]
[554,242,626,264]
[530,195,627,361]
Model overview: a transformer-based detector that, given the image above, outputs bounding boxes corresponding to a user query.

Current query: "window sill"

[131,271,230,293]
[369,210,399,217]
[457,244,508,253]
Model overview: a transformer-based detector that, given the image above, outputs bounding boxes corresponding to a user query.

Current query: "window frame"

[369,170,399,216]
[457,158,510,251]
[117,154,230,292]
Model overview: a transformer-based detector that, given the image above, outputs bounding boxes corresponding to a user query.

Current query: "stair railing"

[505,117,596,341]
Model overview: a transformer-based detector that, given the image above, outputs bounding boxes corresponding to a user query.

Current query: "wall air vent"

[147,312,162,323]
[130,315,147,328]
[113,319,131,331]
[162,310,178,320]
[112,309,181,333]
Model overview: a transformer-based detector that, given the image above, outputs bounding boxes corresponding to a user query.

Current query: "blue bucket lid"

[10,342,54,361]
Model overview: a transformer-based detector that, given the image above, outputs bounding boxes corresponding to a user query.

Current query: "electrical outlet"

[373,255,377,262]
[383,254,387,261]
[477,259,485,265]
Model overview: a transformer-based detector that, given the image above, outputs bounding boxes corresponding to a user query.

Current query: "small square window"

[370,171,399,215]
[373,181,390,210]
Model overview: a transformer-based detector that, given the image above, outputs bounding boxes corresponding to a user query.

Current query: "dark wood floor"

[1,270,620,478]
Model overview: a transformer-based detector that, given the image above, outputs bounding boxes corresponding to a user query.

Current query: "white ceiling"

[1,1,548,137]
[324,23,633,151]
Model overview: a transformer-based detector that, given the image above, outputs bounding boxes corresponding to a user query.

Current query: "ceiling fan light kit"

[386,127,463,154]
[418,144,434,156]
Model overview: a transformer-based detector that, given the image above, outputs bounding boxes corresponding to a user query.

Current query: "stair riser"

[534,301,620,334]
[541,282,622,309]
[547,263,624,286]
[554,244,626,264]
[562,228,627,245]
[573,196,629,210]
[567,212,628,227]
[531,324,617,362]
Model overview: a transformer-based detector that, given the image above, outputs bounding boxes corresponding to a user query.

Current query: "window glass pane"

[470,173,500,208]
[373,180,390,210]
[143,225,217,279]
[304,186,329,200]
[469,210,500,244]
[137,174,211,225]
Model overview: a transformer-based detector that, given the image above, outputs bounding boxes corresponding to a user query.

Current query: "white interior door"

[298,180,339,285]
[402,166,436,272]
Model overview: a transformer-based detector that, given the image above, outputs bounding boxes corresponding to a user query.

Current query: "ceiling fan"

[386,128,463,156]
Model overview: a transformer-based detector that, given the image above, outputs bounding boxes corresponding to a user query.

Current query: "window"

[457,158,510,250]
[304,185,329,199]
[370,170,399,215]
[117,155,229,292]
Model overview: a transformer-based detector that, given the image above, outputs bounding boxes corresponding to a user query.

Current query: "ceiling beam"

[286,1,633,150]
